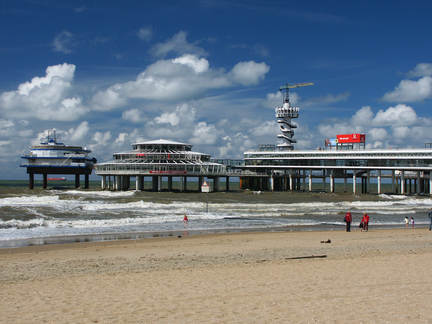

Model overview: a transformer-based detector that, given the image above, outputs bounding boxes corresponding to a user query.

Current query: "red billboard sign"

[336,133,365,144]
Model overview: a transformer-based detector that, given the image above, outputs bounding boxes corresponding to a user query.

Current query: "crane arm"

[279,82,314,91]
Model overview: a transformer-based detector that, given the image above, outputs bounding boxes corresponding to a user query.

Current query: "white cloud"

[251,121,278,137]
[67,121,90,143]
[155,111,181,126]
[318,103,432,149]
[122,108,146,123]
[190,122,218,145]
[52,31,75,54]
[114,133,128,144]
[172,54,209,73]
[351,106,374,126]
[90,54,270,110]
[372,104,417,126]
[92,131,112,146]
[150,31,207,57]
[137,27,152,41]
[0,63,88,121]
[407,63,432,78]
[230,61,270,86]
[382,76,432,102]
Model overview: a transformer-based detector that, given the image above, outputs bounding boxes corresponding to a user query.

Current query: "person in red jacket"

[361,213,370,232]
[344,212,352,232]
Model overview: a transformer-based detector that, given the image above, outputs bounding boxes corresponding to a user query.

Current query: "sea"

[1,180,431,248]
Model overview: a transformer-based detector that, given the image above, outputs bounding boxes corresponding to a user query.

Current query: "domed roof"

[132,139,190,146]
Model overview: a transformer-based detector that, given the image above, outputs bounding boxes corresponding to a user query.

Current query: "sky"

[1,0,432,179]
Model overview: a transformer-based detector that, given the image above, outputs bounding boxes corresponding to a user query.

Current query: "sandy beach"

[1,228,432,323]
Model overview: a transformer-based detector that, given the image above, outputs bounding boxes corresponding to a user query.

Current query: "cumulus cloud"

[372,104,417,126]
[351,106,374,126]
[137,27,152,41]
[52,31,75,54]
[318,103,432,148]
[92,131,112,146]
[230,61,270,86]
[0,63,88,121]
[382,76,432,102]
[172,54,209,73]
[150,31,207,58]
[407,63,432,78]
[122,108,146,123]
[91,54,270,110]
[66,121,90,143]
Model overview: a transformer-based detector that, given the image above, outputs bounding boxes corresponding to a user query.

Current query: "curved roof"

[132,139,190,146]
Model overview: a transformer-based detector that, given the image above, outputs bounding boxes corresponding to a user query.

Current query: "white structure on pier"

[95,139,227,192]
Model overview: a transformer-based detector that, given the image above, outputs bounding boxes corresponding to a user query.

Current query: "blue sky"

[1,0,432,179]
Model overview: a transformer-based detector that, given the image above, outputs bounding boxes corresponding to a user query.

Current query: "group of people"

[404,216,415,228]
[343,212,369,232]
[345,210,432,232]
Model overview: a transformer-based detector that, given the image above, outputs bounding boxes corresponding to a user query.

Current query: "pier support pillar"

[168,176,173,191]
[29,173,34,189]
[401,171,405,195]
[308,170,312,192]
[75,174,80,188]
[115,176,121,191]
[353,173,356,195]
[85,174,89,189]
[226,176,230,191]
[214,177,219,192]
[377,170,382,194]
[417,172,421,194]
[289,173,293,191]
[184,176,188,191]
[101,176,106,190]
[429,176,432,195]
[330,172,334,193]
[302,170,306,191]
[366,171,370,194]
[392,170,395,193]
[158,176,162,192]
[43,173,48,189]
[269,176,274,191]
[322,169,326,191]
[136,176,143,191]
[198,176,203,191]
[344,171,347,192]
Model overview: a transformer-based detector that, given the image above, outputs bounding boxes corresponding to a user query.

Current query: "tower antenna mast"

[275,82,313,151]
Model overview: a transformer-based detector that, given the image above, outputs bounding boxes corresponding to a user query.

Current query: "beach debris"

[285,255,327,260]
[177,235,182,238]
[320,239,331,244]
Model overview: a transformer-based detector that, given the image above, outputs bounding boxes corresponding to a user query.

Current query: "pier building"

[94,139,230,192]
[239,146,432,195]
[21,130,96,189]
[237,82,432,195]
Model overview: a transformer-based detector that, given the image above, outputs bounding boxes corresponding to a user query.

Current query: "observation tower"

[275,82,313,150]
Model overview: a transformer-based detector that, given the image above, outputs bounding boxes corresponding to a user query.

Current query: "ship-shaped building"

[21,129,96,189]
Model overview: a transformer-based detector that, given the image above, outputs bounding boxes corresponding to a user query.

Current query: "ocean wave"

[60,190,136,197]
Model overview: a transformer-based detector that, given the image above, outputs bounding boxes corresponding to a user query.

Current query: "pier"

[239,148,432,195]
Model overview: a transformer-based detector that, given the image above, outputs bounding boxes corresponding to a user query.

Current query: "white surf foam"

[61,190,136,197]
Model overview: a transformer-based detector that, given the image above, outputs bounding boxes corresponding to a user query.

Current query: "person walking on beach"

[404,216,409,228]
[361,213,369,232]
[344,211,352,232]
[183,214,189,226]
[410,216,415,229]
[429,209,432,231]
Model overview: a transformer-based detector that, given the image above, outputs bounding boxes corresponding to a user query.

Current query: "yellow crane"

[279,82,314,103]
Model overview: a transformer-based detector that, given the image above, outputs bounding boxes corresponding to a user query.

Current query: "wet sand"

[1,228,432,323]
